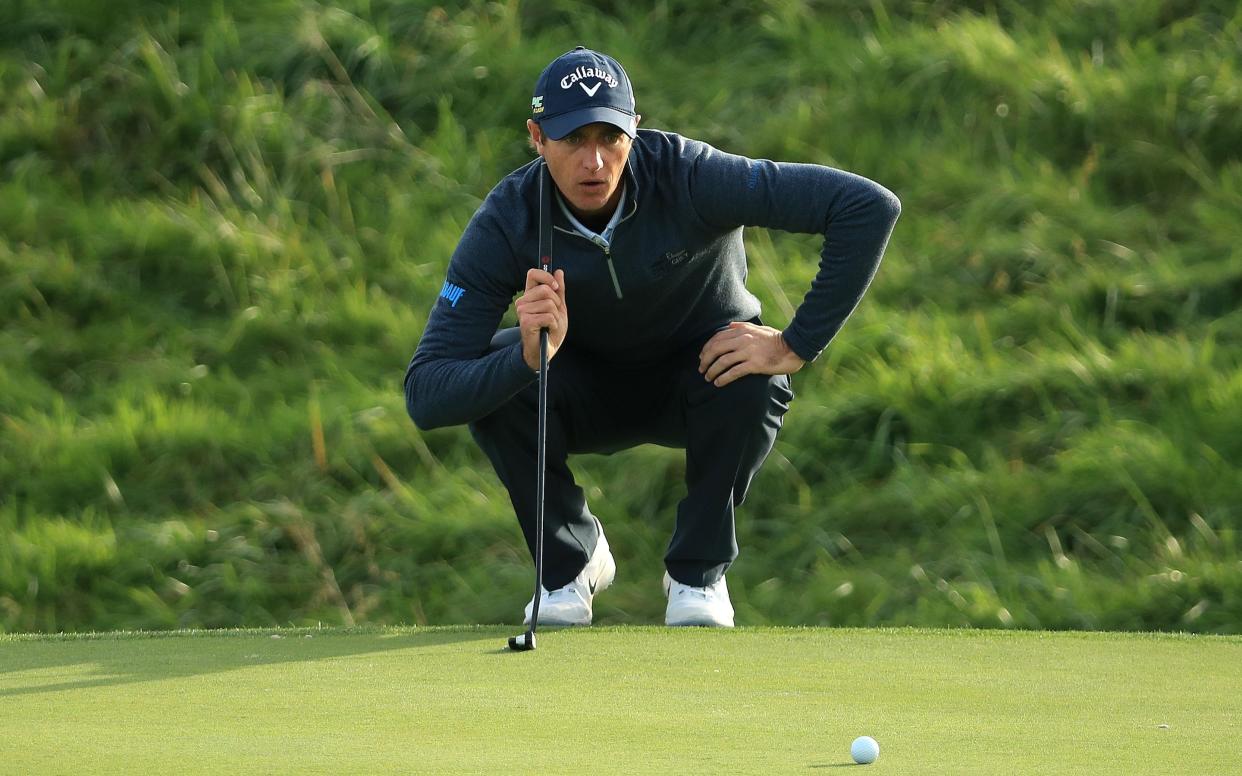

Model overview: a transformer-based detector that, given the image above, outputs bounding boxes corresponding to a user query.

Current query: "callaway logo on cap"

[531,46,637,140]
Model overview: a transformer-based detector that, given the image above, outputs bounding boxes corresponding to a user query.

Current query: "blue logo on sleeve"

[439,281,466,307]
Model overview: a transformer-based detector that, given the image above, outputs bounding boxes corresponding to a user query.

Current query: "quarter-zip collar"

[550,161,639,300]
[553,201,626,299]
[556,183,628,245]
[549,155,639,236]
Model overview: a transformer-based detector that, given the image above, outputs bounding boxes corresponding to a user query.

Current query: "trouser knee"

[469,384,535,441]
[467,392,543,502]
[711,373,791,425]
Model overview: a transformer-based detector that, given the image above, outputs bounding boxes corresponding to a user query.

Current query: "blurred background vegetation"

[1,0,1239,633]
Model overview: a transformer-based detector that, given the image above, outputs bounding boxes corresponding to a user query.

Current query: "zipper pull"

[602,246,623,300]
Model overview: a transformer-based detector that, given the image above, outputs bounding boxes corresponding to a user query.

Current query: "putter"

[509,163,554,652]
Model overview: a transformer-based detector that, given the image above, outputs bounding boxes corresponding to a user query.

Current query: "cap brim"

[540,107,637,140]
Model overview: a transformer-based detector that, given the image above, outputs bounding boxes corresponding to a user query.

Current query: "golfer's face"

[536,122,633,220]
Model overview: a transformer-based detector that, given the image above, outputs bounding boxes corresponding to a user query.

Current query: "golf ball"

[851,736,880,765]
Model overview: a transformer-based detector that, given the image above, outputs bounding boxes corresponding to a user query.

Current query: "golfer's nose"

[583,146,603,171]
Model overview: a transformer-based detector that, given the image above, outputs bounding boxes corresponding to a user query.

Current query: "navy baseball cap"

[531,47,637,140]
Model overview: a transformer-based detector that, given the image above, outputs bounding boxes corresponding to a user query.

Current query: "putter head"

[507,631,536,651]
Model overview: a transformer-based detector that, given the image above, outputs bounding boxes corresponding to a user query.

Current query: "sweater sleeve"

[403,208,536,430]
[683,139,901,362]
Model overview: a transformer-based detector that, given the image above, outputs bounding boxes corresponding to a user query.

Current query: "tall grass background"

[2,0,1239,632]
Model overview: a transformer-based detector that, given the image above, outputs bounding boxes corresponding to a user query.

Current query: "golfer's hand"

[516,268,568,372]
[698,322,805,387]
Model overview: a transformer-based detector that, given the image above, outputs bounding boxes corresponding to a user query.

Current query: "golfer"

[405,47,900,627]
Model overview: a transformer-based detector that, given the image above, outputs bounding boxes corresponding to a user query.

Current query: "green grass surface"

[3,1,1241,633]
[3,626,1240,774]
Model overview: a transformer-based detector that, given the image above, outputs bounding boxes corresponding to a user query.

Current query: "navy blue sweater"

[405,129,900,430]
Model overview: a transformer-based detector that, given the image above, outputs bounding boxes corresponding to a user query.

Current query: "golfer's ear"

[527,119,544,154]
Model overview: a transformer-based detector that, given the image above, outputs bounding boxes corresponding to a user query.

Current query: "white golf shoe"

[523,518,616,626]
[664,572,735,627]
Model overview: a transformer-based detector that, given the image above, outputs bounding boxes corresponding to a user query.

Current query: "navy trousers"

[469,328,794,590]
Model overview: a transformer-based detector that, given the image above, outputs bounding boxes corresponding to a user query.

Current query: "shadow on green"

[0,626,507,698]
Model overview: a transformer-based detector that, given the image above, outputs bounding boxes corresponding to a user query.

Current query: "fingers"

[704,350,752,385]
[697,322,804,386]
[519,269,566,311]
[698,326,748,374]
[515,288,562,316]
[700,330,751,382]
[518,310,561,333]
[711,362,753,387]
[518,268,569,371]
[517,270,563,316]
[516,296,563,333]
[524,267,559,293]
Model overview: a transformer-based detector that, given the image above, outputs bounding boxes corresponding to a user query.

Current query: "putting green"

[2,627,1238,774]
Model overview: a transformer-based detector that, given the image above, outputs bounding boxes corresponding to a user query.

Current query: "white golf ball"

[851,735,880,764]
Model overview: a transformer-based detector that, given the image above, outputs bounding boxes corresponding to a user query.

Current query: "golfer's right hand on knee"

[515,268,568,371]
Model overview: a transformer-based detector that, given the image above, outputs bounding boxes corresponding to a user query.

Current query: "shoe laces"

[546,583,581,602]
[675,580,720,601]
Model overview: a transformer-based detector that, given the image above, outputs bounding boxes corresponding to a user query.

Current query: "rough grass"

[1,0,1240,632]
